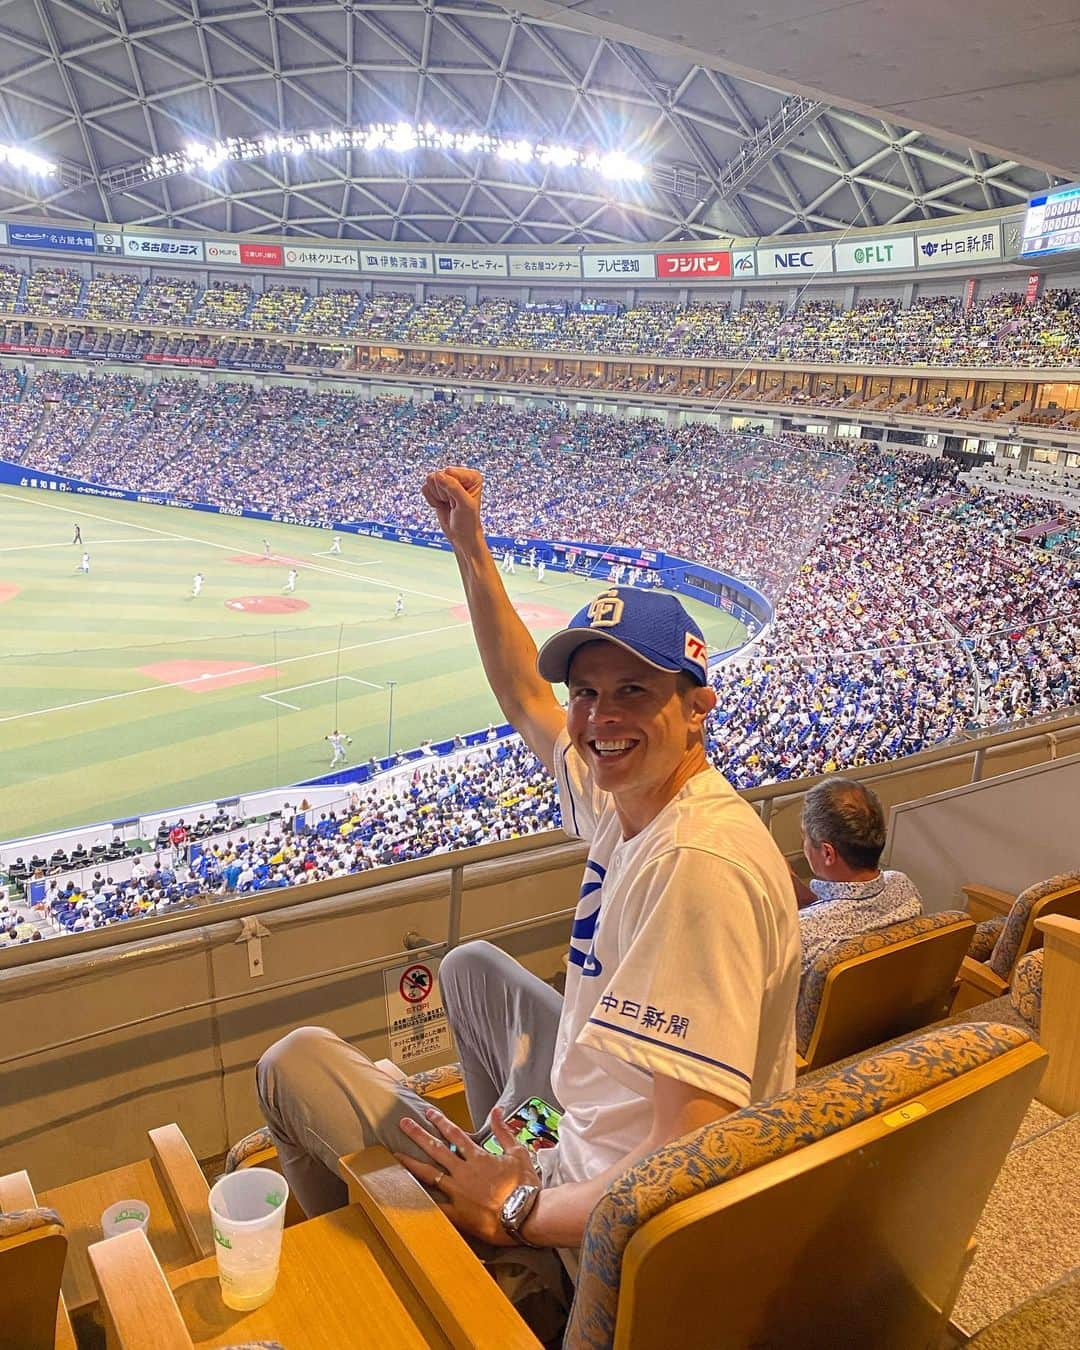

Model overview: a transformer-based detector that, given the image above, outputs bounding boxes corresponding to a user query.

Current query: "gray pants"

[256,942,568,1332]
[257,939,563,1214]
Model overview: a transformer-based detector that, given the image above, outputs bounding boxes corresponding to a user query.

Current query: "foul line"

[0,620,469,726]
[0,491,457,604]
[0,536,182,553]
[260,672,382,710]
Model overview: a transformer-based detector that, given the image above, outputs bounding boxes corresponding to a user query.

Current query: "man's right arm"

[422,467,564,774]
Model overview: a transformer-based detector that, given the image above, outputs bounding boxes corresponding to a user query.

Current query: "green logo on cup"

[265,1190,284,1208]
[214,1227,233,1250]
[116,1208,145,1224]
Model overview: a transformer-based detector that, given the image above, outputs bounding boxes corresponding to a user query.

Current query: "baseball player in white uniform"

[284,568,298,594]
[393,593,405,618]
[256,466,799,1320]
[325,730,351,767]
[330,536,342,555]
[76,551,90,574]
[191,572,204,598]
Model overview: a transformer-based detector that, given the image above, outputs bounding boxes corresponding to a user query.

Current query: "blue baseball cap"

[536,587,709,686]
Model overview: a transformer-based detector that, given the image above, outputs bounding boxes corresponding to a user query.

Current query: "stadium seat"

[953,873,1080,1012]
[334,1023,1045,1350]
[794,910,975,1073]
[38,1123,214,1320]
[0,1169,76,1350]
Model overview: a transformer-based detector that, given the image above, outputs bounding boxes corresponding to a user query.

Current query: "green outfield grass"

[0,486,746,842]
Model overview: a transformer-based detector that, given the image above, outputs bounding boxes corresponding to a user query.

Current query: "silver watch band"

[500,1184,542,1247]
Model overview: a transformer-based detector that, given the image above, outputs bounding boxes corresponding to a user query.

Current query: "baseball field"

[0,485,746,842]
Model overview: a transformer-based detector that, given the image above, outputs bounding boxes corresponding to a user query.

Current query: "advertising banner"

[656,249,731,279]
[435,251,507,278]
[95,229,122,255]
[1025,271,1041,305]
[508,253,581,279]
[7,224,95,254]
[239,242,283,267]
[206,241,241,265]
[834,236,915,272]
[916,224,1001,266]
[731,249,756,277]
[582,252,657,280]
[756,244,834,276]
[360,250,434,276]
[124,232,204,262]
[283,244,358,272]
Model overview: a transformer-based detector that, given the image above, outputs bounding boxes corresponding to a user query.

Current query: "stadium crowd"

[1,263,1079,368]
[2,373,1078,935]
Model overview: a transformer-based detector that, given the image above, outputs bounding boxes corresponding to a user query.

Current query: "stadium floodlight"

[0,144,56,177]
[132,122,645,187]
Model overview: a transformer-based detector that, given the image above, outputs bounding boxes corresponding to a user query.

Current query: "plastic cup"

[207,1167,289,1311]
[101,1199,151,1239]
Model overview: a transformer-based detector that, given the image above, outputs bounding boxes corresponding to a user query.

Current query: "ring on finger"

[433,1171,445,1188]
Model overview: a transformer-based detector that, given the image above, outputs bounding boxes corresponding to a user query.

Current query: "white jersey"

[544,731,799,1187]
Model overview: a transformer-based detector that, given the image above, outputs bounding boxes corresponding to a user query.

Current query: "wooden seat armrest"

[961,884,1016,919]
[1036,914,1080,951]
[148,1124,214,1259]
[339,1147,541,1350]
[0,1167,37,1211]
[951,956,1008,1014]
[89,1229,191,1350]
[795,1052,809,1074]
[0,1169,78,1350]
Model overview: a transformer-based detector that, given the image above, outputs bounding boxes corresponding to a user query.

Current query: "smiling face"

[566,640,716,836]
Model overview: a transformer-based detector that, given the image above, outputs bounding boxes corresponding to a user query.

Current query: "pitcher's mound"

[452,600,569,627]
[225,596,309,614]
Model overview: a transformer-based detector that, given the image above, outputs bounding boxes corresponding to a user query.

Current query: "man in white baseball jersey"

[330,536,342,555]
[256,466,798,1291]
[284,568,298,594]
[191,572,204,598]
[393,592,405,618]
[76,551,90,574]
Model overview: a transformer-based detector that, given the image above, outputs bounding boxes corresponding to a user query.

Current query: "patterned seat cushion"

[404,1062,463,1096]
[795,909,969,1056]
[988,872,1080,980]
[224,1125,274,1175]
[968,916,1004,963]
[1010,948,1044,1033]
[568,1021,1030,1350]
[0,1206,63,1238]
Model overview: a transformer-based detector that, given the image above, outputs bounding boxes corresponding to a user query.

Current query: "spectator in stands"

[793,776,923,970]
[256,467,799,1323]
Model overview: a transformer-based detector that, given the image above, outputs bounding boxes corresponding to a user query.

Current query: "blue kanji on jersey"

[568,858,605,976]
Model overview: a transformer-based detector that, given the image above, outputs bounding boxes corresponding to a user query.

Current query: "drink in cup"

[207,1167,289,1311]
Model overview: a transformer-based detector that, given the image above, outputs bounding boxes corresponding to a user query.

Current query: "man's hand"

[397,1106,538,1245]
[422,466,484,547]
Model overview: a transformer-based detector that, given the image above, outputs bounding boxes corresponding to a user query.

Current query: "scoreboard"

[1020,182,1080,260]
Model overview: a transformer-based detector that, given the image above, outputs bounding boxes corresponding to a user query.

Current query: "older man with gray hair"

[793,776,923,971]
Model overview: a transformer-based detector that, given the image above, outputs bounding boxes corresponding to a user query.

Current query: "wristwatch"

[500,1183,542,1247]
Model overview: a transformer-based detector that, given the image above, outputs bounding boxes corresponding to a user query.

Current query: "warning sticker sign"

[383,958,454,1066]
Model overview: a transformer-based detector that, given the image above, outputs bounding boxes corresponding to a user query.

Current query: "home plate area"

[139,658,281,693]
[225,595,310,614]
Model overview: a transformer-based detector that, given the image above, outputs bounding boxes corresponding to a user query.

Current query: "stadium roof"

[0,0,1063,246]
